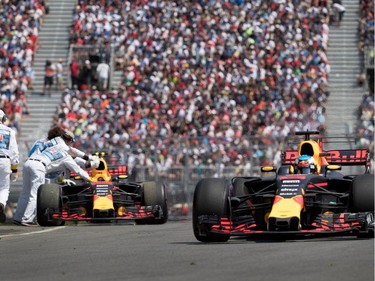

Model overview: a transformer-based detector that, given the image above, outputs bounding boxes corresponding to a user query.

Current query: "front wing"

[46,205,163,222]
[198,212,374,237]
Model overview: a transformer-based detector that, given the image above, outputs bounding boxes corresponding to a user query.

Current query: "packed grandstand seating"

[0,0,47,133]
[59,0,331,167]
[356,0,374,158]
[0,0,373,170]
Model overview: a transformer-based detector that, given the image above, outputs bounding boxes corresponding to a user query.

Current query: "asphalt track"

[0,219,373,281]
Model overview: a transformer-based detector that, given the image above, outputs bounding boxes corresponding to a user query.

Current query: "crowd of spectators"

[60,0,332,170]
[0,0,47,135]
[355,0,374,161]
[0,0,372,173]
[358,0,374,56]
[356,93,374,155]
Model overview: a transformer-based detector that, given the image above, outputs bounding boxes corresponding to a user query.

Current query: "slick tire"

[136,181,168,224]
[351,174,374,212]
[193,178,230,242]
[37,183,65,226]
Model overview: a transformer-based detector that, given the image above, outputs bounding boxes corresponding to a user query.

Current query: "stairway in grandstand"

[9,0,77,201]
[10,0,123,201]
[20,0,76,148]
[325,0,365,149]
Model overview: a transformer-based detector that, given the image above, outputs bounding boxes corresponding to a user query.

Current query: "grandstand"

[2,1,373,213]
[326,1,370,144]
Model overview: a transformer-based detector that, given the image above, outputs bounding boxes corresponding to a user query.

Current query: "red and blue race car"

[193,131,374,242]
[37,153,168,226]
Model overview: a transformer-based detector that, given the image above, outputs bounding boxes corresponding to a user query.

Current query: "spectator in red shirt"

[43,60,55,96]
[70,58,80,89]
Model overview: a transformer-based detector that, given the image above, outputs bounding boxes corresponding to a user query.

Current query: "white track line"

[0,226,66,239]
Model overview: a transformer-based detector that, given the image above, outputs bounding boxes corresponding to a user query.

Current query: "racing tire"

[193,178,230,242]
[351,174,374,212]
[37,183,65,227]
[136,181,168,224]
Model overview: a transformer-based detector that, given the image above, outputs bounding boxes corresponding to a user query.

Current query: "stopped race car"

[37,153,168,226]
[193,131,374,242]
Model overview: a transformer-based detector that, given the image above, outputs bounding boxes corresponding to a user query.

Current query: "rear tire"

[192,178,230,242]
[37,184,64,226]
[351,174,374,212]
[136,181,168,224]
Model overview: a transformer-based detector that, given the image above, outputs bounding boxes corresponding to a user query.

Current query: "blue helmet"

[295,155,317,174]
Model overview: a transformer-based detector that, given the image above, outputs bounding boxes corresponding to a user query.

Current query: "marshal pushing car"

[37,153,168,226]
[193,131,374,242]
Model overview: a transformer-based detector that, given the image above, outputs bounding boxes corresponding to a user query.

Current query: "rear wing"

[282,149,371,169]
[70,165,128,178]
[107,165,128,175]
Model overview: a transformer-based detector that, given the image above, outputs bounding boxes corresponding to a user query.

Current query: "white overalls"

[0,124,19,207]
[14,137,89,224]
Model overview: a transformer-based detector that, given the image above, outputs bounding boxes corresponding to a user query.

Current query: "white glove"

[88,155,96,160]
[62,179,76,186]
[10,172,18,182]
[89,155,100,168]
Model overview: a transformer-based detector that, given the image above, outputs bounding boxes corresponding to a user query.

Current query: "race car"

[37,152,168,226]
[193,131,374,242]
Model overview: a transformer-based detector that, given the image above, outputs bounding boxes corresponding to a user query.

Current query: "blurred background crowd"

[0,0,47,133]
[0,0,373,172]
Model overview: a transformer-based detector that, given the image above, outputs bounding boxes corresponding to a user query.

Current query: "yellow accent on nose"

[93,196,114,211]
[268,196,303,220]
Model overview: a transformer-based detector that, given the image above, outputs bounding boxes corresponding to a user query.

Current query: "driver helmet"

[295,155,317,174]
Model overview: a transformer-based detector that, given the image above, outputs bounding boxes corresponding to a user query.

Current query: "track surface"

[0,219,373,281]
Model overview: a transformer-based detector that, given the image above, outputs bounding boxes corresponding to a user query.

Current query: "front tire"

[192,178,230,242]
[136,181,168,224]
[37,183,64,226]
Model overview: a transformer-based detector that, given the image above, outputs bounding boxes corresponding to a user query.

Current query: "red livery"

[37,153,168,226]
[193,131,374,242]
